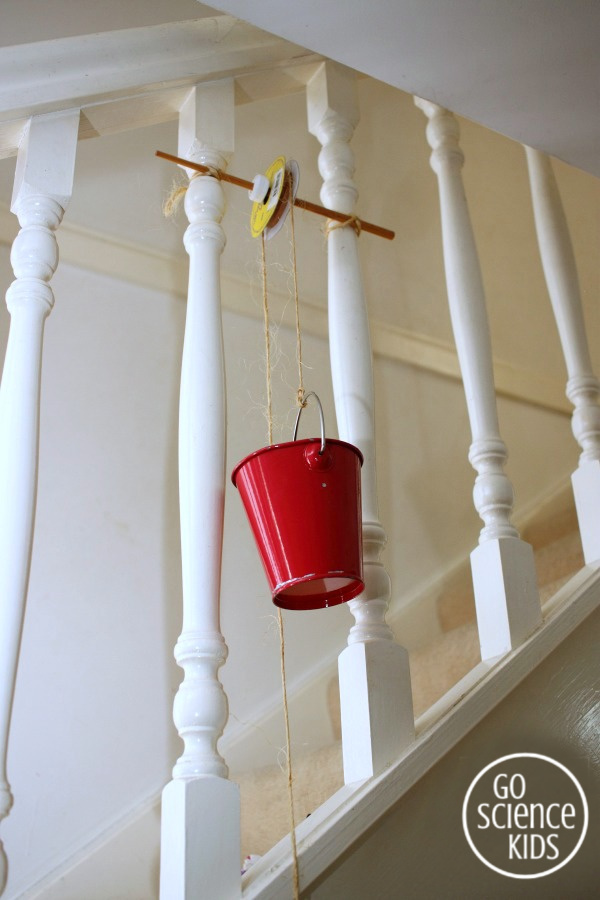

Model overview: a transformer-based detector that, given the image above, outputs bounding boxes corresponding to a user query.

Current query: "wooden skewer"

[156,150,395,241]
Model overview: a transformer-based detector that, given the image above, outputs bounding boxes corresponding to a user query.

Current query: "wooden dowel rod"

[156,150,395,240]
[292,196,394,240]
[156,150,254,190]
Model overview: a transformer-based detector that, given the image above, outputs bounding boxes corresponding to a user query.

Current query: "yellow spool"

[250,156,288,238]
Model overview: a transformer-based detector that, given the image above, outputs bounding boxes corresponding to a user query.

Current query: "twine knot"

[324,215,362,237]
[297,388,308,409]
[194,165,222,181]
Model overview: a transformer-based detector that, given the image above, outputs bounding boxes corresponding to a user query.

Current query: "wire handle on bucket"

[292,392,326,454]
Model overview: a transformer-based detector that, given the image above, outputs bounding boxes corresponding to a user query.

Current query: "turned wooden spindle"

[308,61,414,784]
[415,98,541,660]
[525,147,600,564]
[159,81,240,900]
[0,110,79,896]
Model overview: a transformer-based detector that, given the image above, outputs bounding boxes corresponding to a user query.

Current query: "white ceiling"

[206,0,600,178]
[0,0,213,46]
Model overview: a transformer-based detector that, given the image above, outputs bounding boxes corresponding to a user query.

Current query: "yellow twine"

[324,214,362,237]
[260,215,300,900]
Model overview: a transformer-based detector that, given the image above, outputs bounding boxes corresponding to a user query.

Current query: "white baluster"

[0,110,79,894]
[525,147,600,564]
[415,99,541,660]
[307,62,414,784]
[159,81,240,900]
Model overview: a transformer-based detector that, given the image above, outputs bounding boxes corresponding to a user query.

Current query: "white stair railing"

[415,99,541,661]
[159,81,240,900]
[525,147,600,564]
[307,62,414,784]
[0,110,79,895]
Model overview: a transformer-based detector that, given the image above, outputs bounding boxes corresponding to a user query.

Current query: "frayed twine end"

[163,183,188,218]
[163,168,224,219]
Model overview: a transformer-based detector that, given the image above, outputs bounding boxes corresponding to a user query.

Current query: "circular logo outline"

[462,752,589,879]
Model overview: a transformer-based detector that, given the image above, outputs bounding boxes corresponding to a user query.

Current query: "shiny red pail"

[231,394,364,610]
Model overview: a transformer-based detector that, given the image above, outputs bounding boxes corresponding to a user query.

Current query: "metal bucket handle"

[292,391,326,454]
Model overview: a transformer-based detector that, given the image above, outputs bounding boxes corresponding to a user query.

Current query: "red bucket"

[231,393,364,610]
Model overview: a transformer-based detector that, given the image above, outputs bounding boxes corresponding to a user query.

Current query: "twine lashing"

[162,167,223,218]
[324,214,362,237]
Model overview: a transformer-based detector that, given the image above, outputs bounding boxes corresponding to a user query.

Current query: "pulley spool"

[249,156,300,240]
[231,394,364,610]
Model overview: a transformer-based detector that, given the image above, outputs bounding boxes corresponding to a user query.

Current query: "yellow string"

[260,222,300,900]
